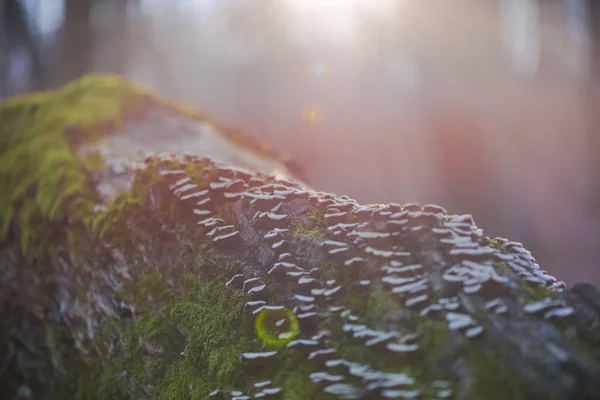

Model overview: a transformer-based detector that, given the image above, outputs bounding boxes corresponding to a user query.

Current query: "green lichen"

[307,208,327,227]
[290,212,327,240]
[484,237,505,251]
[492,261,514,276]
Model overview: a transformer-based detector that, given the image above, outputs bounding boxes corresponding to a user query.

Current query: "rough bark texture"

[1,75,600,400]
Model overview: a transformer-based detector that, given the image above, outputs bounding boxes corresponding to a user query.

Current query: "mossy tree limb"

[1,75,600,400]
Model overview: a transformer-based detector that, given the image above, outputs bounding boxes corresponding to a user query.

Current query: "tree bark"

[1,75,600,400]
[1,0,47,96]
[53,0,94,87]
[587,0,600,212]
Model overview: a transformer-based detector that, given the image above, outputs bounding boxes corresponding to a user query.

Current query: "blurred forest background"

[1,0,599,285]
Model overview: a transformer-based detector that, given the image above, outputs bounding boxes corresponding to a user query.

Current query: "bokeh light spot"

[308,60,331,79]
[255,307,299,347]
[301,104,323,125]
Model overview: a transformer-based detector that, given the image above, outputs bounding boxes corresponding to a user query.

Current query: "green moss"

[273,351,328,400]
[90,166,158,244]
[329,288,448,387]
[333,334,376,366]
[364,291,403,328]
[569,335,600,365]
[170,283,256,388]
[521,281,553,303]
[215,201,238,224]
[417,318,449,351]
[109,269,345,399]
[0,74,152,260]
[462,344,545,400]
[0,72,286,260]
[83,151,106,171]
[90,157,214,246]
[85,272,261,399]
[492,262,553,303]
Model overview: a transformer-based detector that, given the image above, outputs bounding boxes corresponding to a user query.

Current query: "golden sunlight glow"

[301,104,323,125]
[282,0,399,46]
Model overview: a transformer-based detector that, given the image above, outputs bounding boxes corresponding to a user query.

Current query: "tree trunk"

[0,0,7,100]
[587,0,600,212]
[1,75,600,400]
[1,0,47,96]
[53,0,94,87]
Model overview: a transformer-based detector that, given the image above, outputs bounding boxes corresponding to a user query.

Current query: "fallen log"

[1,75,599,400]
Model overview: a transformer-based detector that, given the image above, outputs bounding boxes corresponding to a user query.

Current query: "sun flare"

[282,0,399,46]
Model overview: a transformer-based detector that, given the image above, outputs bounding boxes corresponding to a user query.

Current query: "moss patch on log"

[0,75,150,260]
